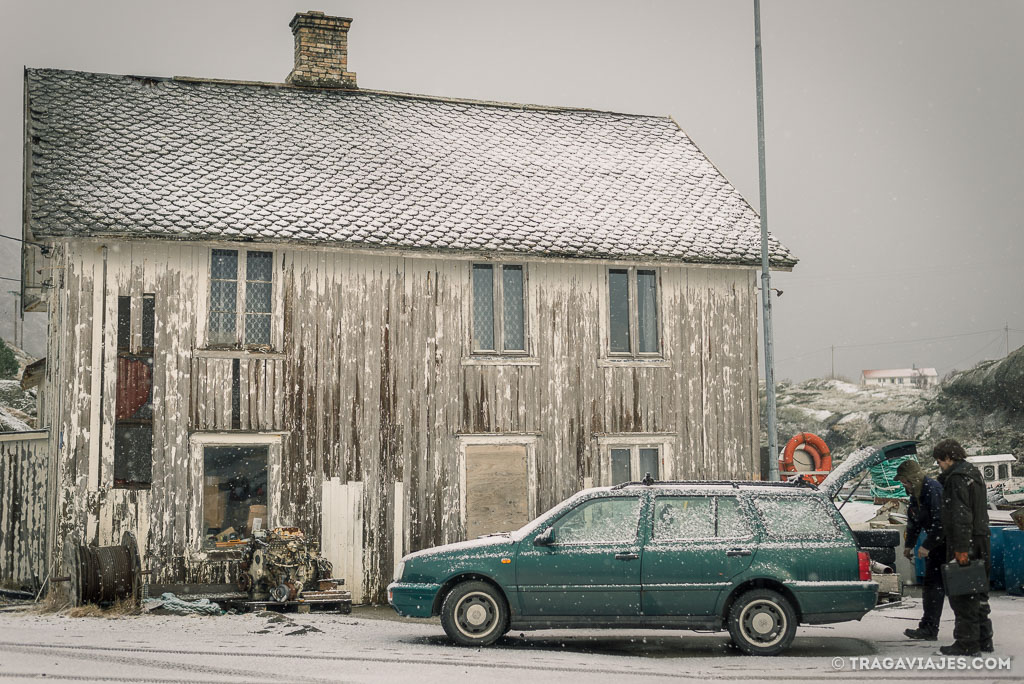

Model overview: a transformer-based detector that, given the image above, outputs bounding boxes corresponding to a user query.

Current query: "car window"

[716,496,753,538]
[553,497,641,544]
[653,497,713,540]
[752,496,843,540]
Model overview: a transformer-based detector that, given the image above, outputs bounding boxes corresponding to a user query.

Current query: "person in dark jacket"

[932,439,993,656]
[896,459,945,640]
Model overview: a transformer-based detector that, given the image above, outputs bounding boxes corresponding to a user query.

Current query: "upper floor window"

[209,249,273,347]
[608,267,660,356]
[472,263,527,354]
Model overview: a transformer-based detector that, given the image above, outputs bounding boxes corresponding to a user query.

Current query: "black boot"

[904,627,937,641]
[939,643,980,656]
[980,639,994,653]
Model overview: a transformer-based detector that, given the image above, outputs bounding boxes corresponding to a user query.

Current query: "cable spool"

[62,532,142,607]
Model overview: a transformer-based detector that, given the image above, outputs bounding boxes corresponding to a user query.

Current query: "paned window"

[471,263,527,353]
[609,445,661,485]
[208,249,274,347]
[608,267,660,355]
[114,294,155,488]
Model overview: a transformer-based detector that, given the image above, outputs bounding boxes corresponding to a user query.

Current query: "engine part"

[238,527,333,601]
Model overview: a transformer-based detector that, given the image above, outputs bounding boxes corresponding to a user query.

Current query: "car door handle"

[726,548,753,557]
[614,553,639,561]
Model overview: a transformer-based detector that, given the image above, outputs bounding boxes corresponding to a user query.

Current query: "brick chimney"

[286,11,357,89]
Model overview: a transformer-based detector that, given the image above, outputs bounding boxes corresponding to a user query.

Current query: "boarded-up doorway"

[465,444,529,539]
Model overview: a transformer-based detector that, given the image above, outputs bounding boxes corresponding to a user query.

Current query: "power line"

[942,333,1006,373]
[0,276,20,284]
[0,234,25,244]
[834,328,1007,350]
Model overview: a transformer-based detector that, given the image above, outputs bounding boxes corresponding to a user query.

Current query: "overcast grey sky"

[1,0,1021,381]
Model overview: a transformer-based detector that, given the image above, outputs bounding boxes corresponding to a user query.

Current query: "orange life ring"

[779,432,832,484]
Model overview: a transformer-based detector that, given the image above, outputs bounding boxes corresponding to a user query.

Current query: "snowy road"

[0,595,1021,683]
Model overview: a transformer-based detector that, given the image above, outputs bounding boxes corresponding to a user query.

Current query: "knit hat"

[896,459,926,499]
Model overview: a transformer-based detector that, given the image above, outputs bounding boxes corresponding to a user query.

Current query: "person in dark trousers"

[896,459,945,641]
[932,439,994,656]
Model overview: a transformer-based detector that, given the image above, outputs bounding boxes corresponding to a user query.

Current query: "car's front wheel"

[440,580,508,646]
[727,589,797,656]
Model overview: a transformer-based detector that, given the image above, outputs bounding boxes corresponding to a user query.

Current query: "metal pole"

[754,0,779,481]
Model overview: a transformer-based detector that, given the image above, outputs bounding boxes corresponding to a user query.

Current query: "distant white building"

[861,367,939,388]
[966,454,1017,488]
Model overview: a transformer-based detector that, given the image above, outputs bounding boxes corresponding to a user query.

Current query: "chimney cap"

[289,10,353,31]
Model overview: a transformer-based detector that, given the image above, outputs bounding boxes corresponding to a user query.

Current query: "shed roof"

[861,368,938,379]
[25,69,797,267]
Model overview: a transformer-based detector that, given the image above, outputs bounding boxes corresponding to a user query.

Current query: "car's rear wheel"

[440,581,508,646]
[727,589,797,656]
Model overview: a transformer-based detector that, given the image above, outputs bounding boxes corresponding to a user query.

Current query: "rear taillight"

[858,551,871,581]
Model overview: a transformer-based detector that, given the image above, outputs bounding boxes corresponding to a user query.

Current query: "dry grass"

[33,591,140,618]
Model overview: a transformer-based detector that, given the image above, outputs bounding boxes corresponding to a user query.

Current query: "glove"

[955,551,969,566]
[917,546,929,559]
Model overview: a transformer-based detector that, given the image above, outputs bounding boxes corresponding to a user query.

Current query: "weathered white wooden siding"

[0,430,50,588]
[43,239,760,603]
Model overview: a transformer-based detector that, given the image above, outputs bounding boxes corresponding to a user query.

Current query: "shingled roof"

[25,68,796,267]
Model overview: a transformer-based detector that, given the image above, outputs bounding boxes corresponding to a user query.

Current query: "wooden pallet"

[236,590,353,614]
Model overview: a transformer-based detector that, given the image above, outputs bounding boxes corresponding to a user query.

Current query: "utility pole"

[754,0,779,481]
[831,345,835,380]
[1007,323,1010,356]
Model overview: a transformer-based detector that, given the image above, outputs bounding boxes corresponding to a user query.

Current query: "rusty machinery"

[238,527,335,602]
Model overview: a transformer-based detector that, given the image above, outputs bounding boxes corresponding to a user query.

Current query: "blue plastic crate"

[1003,528,1024,596]
[990,525,1006,590]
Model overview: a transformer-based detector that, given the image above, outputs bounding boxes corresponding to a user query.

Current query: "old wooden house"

[8,12,796,602]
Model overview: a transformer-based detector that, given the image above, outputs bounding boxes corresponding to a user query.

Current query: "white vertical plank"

[87,247,104,491]
[393,480,404,575]
[350,480,364,604]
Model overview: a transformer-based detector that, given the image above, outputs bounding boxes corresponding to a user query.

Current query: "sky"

[0,0,1021,381]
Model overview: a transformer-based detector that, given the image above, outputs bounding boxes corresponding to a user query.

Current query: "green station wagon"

[389,475,881,655]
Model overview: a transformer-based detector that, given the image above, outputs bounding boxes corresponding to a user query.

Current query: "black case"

[941,560,989,596]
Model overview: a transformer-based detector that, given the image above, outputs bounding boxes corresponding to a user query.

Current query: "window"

[208,249,274,347]
[983,466,995,481]
[752,497,842,540]
[609,445,661,485]
[203,445,269,548]
[652,496,753,541]
[608,267,659,356]
[716,497,753,537]
[998,464,1009,480]
[471,263,527,353]
[114,294,155,488]
[653,497,713,539]
[552,497,642,544]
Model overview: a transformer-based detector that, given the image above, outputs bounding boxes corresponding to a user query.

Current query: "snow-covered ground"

[0,595,1021,683]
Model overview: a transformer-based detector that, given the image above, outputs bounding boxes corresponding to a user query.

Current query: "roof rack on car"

[609,477,817,490]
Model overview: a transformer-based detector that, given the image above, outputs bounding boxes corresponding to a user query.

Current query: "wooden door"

[465,444,529,538]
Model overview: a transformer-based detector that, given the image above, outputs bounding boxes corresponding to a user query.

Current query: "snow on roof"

[966,454,1016,465]
[861,368,938,379]
[24,69,798,266]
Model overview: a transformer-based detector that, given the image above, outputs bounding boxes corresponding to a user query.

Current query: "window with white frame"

[208,249,274,347]
[607,444,662,485]
[202,444,268,547]
[471,263,527,353]
[607,267,660,356]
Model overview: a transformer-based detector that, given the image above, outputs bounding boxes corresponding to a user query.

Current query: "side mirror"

[533,528,555,546]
